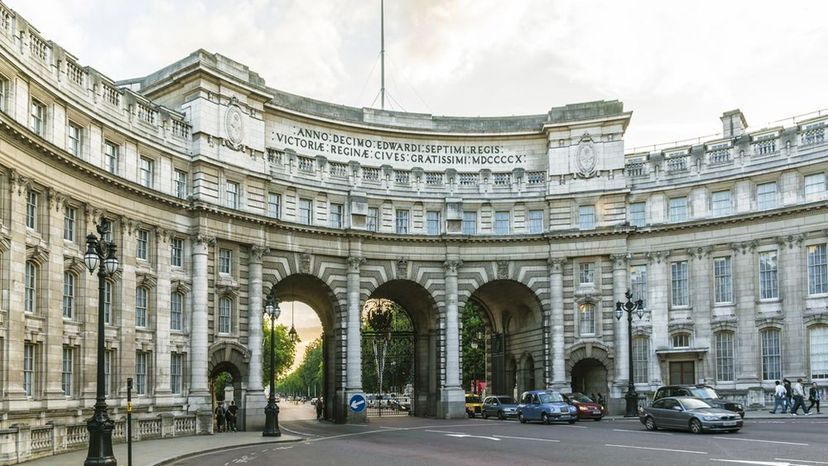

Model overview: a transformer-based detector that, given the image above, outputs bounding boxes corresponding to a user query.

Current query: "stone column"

[733,242,759,383]
[188,233,213,407]
[548,257,566,388]
[611,254,629,388]
[780,235,806,378]
[441,258,464,418]
[244,245,268,430]
[343,256,366,422]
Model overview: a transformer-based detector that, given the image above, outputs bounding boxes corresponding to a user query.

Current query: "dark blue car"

[517,390,577,424]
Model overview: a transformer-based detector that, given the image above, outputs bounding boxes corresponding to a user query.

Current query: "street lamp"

[263,294,282,437]
[615,290,644,418]
[83,218,119,466]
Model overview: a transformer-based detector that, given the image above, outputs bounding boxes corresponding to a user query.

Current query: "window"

[170,238,183,267]
[630,265,648,309]
[713,257,732,304]
[494,211,510,235]
[330,203,344,228]
[63,206,76,242]
[298,198,313,225]
[527,210,543,234]
[104,350,113,396]
[805,173,826,202]
[578,262,595,285]
[715,332,735,381]
[671,261,689,306]
[24,343,35,397]
[711,190,732,217]
[672,333,690,348]
[62,347,73,396]
[761,329,782,380]
[267,193,281,219]
[171,292,183,331]
[757,182,778,210]
[24,261,36,313]
[669,197,688,222]
[225,181,239,209]
[135,351,147,395]
[759,251,778,299]
[135,287,148,328]
[219,248,232,275]
[174,169,188,199]
[139,157,154,188]
[426,211,440,235]
[462,211,477,235]
[103,141,119,174]
[367,207,379,232]
[579,303,595,336]
[63,272,75,319]
[30,99,45,135]
[26,189,38,229]
[808,244,828,295]
[578,205,595,230]
[103,280,113,324]
[171,353,183,394]
[395,209,409,234]
[628,202,646,227]
[67,122,82,156]
[136,229,149,261]
[632,337,649,384]
[0,75,9,112]
[219,297,232,334]
[810,327,828,380]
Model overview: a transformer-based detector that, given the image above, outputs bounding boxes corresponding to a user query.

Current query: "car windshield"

[466,395,481,403]
[688,387,719,399]
[496,397,516,404]
[569,393,593,403]
[681,398,713,410]
[539,392,564,403]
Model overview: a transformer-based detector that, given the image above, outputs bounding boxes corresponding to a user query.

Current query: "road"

[175,405,828,466]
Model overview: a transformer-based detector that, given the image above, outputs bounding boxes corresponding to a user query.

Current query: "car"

[565,392,606,421]
[653,385,745,418]
[397,396,412,411]
[465,393,483,418]
[639,396,743,434]
[517,390,577,424]
[481,395,519,420]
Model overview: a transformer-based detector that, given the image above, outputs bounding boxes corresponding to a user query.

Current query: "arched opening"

[570,358,609,402]
[208,345,246,431]
[361,299,414,416]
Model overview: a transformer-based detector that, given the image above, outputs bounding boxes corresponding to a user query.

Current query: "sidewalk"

[22,431,303,466]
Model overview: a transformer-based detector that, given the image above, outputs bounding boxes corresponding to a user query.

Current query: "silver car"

[639,396,742,434]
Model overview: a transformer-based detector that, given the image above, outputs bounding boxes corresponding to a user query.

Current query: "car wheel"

[467,411,475,418]
[739,412,745,419]
[498,411,505,421]
[594,417,602,421]
[568,419,576,425]
[689,419,703,434]
[644,416,657,431]
[518,412,527,424]
[482,411,489,419]
[542,413,551,425]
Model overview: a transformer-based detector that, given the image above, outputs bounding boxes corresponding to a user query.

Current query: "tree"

[262,322,298,392]
[276,336,323,397]
[461,302,486,391]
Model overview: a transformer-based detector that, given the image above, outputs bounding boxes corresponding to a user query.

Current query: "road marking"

[565,425,588,429]
[712,437,809,446]
[775,459,828,465]
[711,460,811,466]
[493,435,560,443]
[605,444,707,455]
[612,428,672,435]
[445,433,501,441]
[279,425,319,437]
[425,429,464,434]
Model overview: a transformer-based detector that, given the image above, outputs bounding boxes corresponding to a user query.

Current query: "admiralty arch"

[1,2,828,461]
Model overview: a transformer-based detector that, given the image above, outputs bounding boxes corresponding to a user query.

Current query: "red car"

[566,393,606,421]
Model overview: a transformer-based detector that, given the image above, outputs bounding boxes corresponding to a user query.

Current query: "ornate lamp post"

[615,290,644,418]
[83,219,119,466]
[263,294,282,437]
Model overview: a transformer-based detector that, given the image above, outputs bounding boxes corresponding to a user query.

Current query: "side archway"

[208,341,250,430]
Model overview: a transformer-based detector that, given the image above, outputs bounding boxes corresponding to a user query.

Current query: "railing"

[362,166,380,182]
[329,162,347,178]
[458,173,478,186]
[425,172,443,186]
[267,149,283,165]
[174,416,196,434]
[708,148,731,165]
[626,162,646,177]
[66,424,88,447]
[113,419,126,439]
[0,5,12,33]
[526,171,545,184]
[803,127,825,146]
[493,173,511,185]
[66,61,85,87]
[138,418,162,438]
[394,170,410,185]
[101,84,121,107]
[137,102,157,125]
[754,139,777,156]
[29,33,48,62]
[667,156,688,172]
[297,156,314,173]
[30,426,52,452]
[172,120,190,139]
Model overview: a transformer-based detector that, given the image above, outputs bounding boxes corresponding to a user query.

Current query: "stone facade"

[0,2,827,462]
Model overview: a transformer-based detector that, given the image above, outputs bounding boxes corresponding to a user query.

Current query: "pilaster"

[440,258,464,419]
[188,232,214,407]
[548,256,566,387]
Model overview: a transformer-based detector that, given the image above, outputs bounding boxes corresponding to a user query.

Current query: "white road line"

[712,437,809,446]
[565,425,588,429]
[612,428,673,435]
[279,425,319,437]
[711,460,807,466]
[493,435,560,443]
[425,429,464,434]
[775,459,828,465]
[605,444,708,455]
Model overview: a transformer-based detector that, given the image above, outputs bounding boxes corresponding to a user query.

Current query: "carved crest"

[396,257,409,279]
[496,260,509,279]
[224,98,244,151]
[575,133,597,178]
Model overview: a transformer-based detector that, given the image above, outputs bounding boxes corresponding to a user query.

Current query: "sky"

[10,0,828,149]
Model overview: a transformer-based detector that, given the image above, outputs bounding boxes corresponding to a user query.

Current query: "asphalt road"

[173,406,828,466]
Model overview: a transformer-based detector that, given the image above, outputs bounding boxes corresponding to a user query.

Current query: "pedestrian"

[215,402,226,432]
[808,382,821,414]
[316,396,325,421]
[790,378,811,415]
[227,401,239,432]
[770,380,786,414]
[783,379,792,414]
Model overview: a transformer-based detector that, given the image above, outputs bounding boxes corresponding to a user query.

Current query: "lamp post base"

[84,411,116,466]
[262,402,281,437]
[624,390,639,418]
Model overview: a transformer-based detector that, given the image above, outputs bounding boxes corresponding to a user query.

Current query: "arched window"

[761,329,782,381]
[632,336,649,384]
[579,303,595,336]
[24,261,36,313]
[810,326,828,380]
[63,272,75,319]
[170,291,183,331]
[715,332,735,381]
[218,297,232,334]
[135,287,148,328]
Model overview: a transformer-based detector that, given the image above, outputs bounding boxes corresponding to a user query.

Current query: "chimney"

[720,110,748,139]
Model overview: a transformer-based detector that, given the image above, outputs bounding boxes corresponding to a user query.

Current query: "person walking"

[227,401,239,432]
[215,402,227,432]
[770,380,787,414]
[808,382,821,414]
[783,379,792,414]
[316,396,325,421]
[790,378,810,415]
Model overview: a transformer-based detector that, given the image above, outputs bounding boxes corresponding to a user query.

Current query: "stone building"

[0,1,827,461]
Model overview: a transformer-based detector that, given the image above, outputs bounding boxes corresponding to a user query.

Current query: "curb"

[152,437,306,466]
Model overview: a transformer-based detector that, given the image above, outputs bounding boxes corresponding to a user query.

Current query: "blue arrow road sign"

[349,394,366,413]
